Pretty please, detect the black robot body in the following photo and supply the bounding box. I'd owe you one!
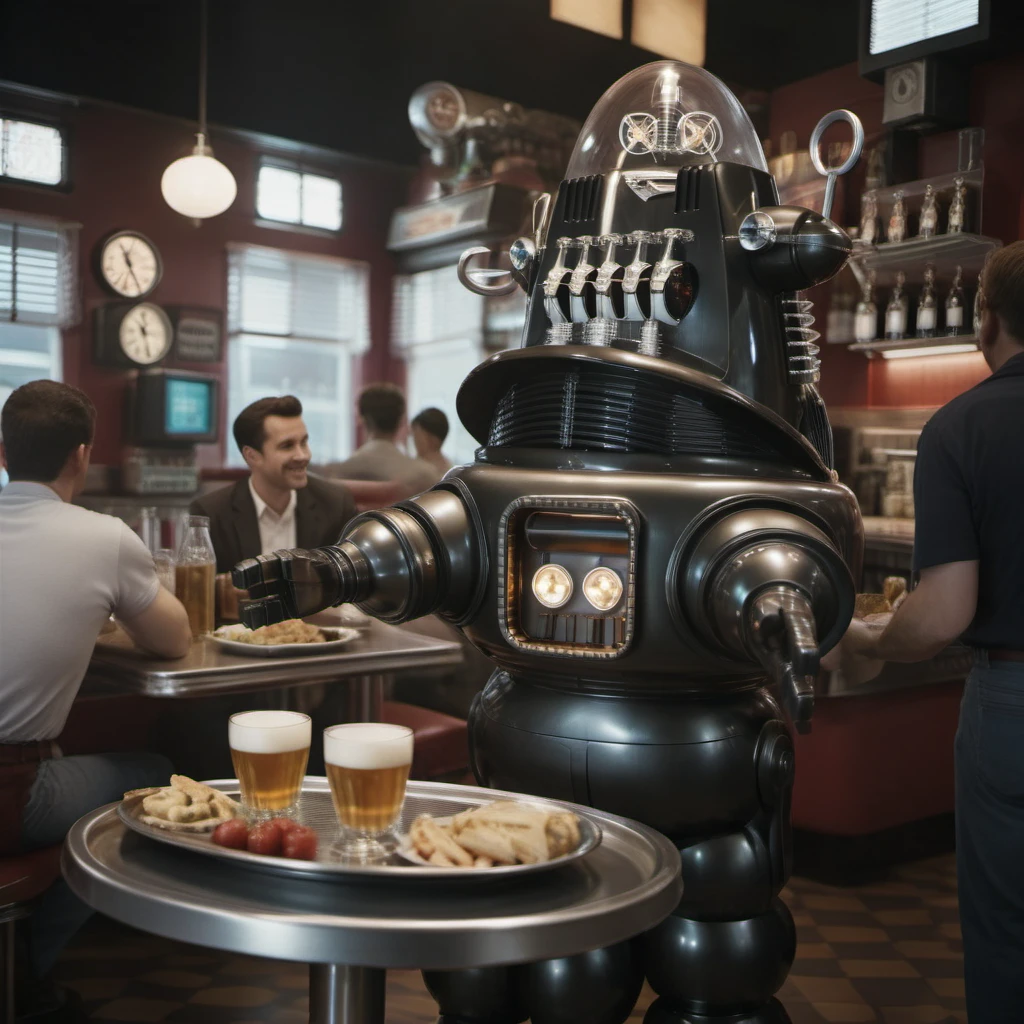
[236,60,866,1024]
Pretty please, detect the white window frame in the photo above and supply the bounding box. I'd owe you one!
[0,116,68,189]
[255,159,343,232]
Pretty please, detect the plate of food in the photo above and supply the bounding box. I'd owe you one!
[397,799,598,872]
[118,778,602,883]
[210,619,360,656]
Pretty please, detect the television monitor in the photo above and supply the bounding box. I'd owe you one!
[860,0,991,78]
[129,369,220,445]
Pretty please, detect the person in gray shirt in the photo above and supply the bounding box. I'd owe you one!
[0,381,191,1015]
[321,383,440,495]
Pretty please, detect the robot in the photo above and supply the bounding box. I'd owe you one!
[236,61,865,1024]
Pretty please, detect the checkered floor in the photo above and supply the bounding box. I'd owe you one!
[53,854,962,1023]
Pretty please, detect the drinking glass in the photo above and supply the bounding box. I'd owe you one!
[324,723,413,861]
[229,711,311,819]
[176,515,216,637]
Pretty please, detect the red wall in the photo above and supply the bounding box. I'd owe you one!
[0,100,409,466]
[768,56,1024,412]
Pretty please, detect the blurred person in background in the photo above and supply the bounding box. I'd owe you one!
[824,242,1024,1024]
[0,380,190,1020]
[323,383,439,493]
[191,396,356,617]
[410,407,453,476]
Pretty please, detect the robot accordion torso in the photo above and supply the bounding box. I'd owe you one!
[237,61,865,1024]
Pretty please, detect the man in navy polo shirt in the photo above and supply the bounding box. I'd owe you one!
[828,241,1024,1023]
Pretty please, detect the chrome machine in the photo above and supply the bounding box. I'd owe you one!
[237,62,865,1024]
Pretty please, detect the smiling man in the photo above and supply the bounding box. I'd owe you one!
[191,396,356,577]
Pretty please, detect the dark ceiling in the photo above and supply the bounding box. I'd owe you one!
[0,0,859,165]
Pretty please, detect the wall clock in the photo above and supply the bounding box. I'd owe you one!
[96,230,163,299]
[94,301,174,367]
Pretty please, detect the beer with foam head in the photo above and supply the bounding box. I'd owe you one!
[229,710,311,815]
[324,723,413,835]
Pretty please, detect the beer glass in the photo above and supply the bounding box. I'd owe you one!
[324,723,413,859]
[229,711,311,819]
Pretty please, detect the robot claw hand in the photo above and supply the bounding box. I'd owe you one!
[232,547,344,629]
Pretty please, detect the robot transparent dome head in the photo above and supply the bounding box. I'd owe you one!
[565,60,768,179]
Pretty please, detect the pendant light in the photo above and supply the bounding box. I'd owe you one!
[160,0,237,219]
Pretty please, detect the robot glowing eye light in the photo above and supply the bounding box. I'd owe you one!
[531,564,573,609]
[582,567,623,611]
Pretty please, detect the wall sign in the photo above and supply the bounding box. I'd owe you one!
[167,306,224,362]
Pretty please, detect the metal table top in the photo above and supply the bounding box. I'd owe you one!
[63,781,682,971]
[84,618,463,698]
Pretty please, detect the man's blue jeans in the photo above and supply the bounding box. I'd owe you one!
[20,751,171,976]
[956,657,1024,1023]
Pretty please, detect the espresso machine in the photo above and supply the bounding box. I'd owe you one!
[237,61,864,1024]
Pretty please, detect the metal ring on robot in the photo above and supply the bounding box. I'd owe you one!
[808,109,864,177]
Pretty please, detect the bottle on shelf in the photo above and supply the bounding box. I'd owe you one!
[918,184,939,239]
[944,265,966,336]
[865,144,886,192]
[885,271,909,340]
[973,271,984,336]
[947,177,967,234]
[916,263,938,338]
[827,287,855,344]
[854,270,879,343]
[860,190,879,245]
[887,190,907,244]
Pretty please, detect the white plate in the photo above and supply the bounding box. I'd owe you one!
[210,623,360,657]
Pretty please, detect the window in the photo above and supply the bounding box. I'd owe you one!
[870,0,980,55]
[0,118,66,187]
[227,245,369,466]
[256,163,343,231]
[392,264,526,467]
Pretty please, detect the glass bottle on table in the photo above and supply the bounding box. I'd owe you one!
[918,184,939,239]
[916,263,938,338]
[885,271,909,341]
[175,515,216,638]
[945,265,966,336]
[854,270,878,343]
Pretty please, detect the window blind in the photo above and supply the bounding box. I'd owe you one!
[227,245,369,352]
[0,218,79,327]
[391,264,484,350]
[870,0,979,55]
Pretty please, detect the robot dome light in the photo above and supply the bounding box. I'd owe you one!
[237,60,866,1024]
[565,60,769,177]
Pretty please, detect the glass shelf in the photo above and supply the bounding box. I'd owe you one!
[847,334,980,359]
[852,233,1000,285]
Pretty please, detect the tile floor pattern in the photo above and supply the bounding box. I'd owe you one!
[53,854,962,1024]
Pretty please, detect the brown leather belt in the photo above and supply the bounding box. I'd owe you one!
[0,739,62,764]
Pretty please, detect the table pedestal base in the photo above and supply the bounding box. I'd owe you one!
[309,964,386,1024]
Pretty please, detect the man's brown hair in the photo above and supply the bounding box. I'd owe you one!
[233,395,303,454]
[982,241,1024,344]
[358,383,405,435]
[1,380,96,482]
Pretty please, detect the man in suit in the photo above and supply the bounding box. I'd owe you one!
[191,395,356,577]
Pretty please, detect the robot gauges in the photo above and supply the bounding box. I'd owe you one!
[617,109,723,158]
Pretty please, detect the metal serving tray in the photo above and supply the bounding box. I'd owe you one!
[118,778,602,884]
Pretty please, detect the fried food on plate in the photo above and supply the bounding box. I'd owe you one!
[408,800,582,869]
[127,774,239,832]
[233,619,326,646]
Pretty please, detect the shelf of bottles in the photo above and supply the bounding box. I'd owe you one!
[837,131,1001,359]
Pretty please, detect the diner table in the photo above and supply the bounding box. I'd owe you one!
[82,615,464,721]
[63,779,682,1024]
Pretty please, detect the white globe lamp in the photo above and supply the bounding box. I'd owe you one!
[161,133,237,219]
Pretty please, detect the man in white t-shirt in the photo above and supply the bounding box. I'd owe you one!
[0,380,191,1015]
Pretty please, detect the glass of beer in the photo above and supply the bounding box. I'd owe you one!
[229,710,311,819]
[324,723,413,860]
